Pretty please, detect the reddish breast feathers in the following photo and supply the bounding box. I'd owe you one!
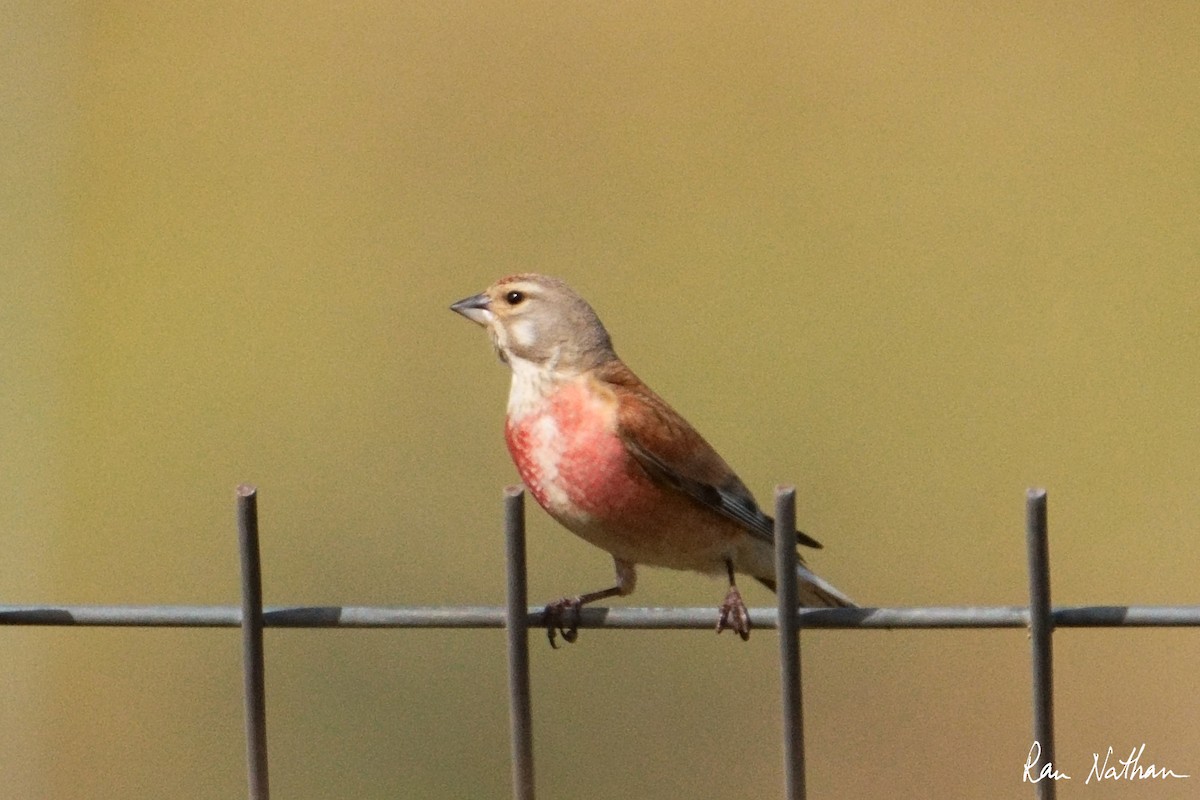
[504,379,645,526]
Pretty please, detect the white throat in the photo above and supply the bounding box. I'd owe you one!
[506,354,556,419]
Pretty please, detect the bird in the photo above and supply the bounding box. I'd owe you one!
[451,273,854,646]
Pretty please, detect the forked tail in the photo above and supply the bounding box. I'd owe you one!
[755,564,856,608]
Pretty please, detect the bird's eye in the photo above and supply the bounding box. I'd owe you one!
[505,290,525,305]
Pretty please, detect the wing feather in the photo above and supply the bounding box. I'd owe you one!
[595,361,822,550]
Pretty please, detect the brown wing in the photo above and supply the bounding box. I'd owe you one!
[596,360,822,550]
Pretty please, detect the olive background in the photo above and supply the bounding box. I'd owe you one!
[4,4,1198,798]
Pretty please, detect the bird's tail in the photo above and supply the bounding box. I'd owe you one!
[755,564,856,608]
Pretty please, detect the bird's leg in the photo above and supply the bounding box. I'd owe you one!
[716,559,751,641]
[544,587,620,648]
[545,558,636,648]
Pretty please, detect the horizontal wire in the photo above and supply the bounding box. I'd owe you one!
[2,604,1199,629]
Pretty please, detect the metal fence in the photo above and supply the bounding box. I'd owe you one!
[3,484,1198,800]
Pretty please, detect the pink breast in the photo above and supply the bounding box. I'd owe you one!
[504,384,646,519]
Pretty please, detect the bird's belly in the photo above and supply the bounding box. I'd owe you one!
[506,403,736,574]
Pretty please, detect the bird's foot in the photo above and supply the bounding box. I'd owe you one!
[716,585,751,641]
[544,596,583,649]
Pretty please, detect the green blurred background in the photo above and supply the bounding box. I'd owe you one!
[4,3,1198,798]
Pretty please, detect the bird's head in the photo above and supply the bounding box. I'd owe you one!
[451,274,617,375]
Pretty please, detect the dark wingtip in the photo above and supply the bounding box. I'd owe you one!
[797,529,823,549]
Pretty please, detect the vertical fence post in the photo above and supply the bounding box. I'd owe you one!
[774,486,806,800]
[237,484,270,800]
[1025,488,1055,800]
[504,486,535,800]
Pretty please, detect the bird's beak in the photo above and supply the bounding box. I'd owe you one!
[450,292,492,326]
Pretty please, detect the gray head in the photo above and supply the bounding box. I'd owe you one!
[451,274,617,374]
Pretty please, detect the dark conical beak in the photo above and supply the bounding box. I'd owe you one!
[450,292,491,326]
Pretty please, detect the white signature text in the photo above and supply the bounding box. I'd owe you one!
[1023,741,1190,784]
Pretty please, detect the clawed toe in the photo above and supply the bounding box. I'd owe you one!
[544,597,582,648]
[716,586,752,641]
